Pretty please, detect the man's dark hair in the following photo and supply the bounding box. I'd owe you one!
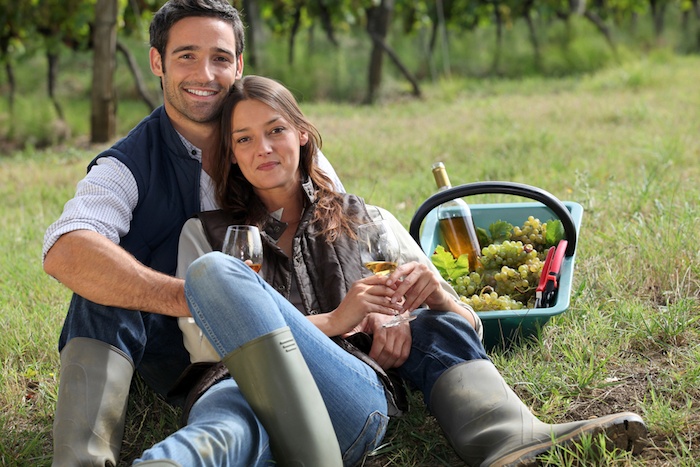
[149,0,245,59]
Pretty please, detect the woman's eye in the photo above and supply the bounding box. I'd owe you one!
[270,127,285,134]
[235,136,250,144]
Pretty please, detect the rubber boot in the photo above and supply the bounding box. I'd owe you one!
[134,461,182,466]
[52,337,134,467]
[430,360,647,467]
[223,327,342,467]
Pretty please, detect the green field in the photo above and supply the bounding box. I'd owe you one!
[2,52,700,465]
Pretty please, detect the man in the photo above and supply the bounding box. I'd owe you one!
[42,1,343,465]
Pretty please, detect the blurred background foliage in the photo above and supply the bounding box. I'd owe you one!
[0,0,698,149]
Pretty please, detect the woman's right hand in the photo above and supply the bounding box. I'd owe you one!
[315,275,403,337]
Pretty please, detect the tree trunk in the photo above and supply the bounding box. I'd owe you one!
[523,1,542,72]
[583,10,618,59]
[365,0,394,104]
[436,0,450,76]
[5,61,15,113]
[694,0,700,50]
[365,0,421,103]
[317,0,338,46]
[649,0,667,39]
[91,0,117,143]
[117,40,157,111]
[288,6,301,65]
[428,16,439,56]
[369,33,421,98]
[47,51,65,120]
[491,2,503,75]
[242,0,262,68]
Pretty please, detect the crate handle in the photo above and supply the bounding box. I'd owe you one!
[409,181,577,257]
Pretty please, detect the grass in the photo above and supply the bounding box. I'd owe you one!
[2,51,700,466]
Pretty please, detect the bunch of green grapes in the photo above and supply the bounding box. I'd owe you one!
[493,266,529,297]
[510,216,547,252]
[453,271,483,297]
[487,254,543,302]
[449,230,547,310]
[460,289,525,311]
[436,216,560,311]
[518,255,545,288]
[480,240,538,270]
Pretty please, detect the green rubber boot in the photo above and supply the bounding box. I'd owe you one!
[430,360,647,467]
[52,337,134,467]
[135,461,182,466]
[223,327,342,467]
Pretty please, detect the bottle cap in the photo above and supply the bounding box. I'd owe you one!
[432,162,451,189]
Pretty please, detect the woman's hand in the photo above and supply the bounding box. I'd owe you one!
[311,274,403,337]
[385,261,453,313]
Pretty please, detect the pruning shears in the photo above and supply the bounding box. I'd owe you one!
[534,239,568,308]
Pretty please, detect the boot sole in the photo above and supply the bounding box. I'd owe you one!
[489,412,648,467]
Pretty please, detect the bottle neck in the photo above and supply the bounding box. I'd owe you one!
[432,164,451,191]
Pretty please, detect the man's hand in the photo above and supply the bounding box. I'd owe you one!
[382,260,479,331]
[356,313,412,369]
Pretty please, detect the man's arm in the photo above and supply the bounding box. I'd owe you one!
[43,157,190,317]
[316,150,345,193]
[44,230,189,317]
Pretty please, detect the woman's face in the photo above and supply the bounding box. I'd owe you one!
[230,99,308,194]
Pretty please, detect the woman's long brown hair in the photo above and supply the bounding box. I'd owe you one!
[210,75,355,241]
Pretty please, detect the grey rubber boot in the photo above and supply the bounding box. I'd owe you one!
[430,360,647,467]
[52,337,134,467]
[223,327,342,467]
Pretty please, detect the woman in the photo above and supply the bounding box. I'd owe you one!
[138,76,646,467]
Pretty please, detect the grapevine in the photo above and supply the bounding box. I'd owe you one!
[431,216,563,311]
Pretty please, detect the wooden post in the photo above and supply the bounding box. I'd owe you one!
[91,0,117,143]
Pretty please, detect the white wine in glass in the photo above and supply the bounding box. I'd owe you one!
[222,225,263,272]
[364,260,398,276]
[356,219,416,328]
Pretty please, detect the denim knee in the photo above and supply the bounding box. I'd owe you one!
[399,309,490,401]
[186,252,227,286]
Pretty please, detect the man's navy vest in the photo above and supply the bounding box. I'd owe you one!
[87,106,201,276]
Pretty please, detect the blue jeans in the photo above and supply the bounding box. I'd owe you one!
[137,252,489,466]
[137,253,389,466]
[399,307,489,408]
[58,293,191,400]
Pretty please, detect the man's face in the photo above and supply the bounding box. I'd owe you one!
[150,16,243,130]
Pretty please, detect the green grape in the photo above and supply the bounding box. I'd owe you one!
[460,289,525,311]
[480,240,537,270]
[450,270,482,298]
[511,216,548,252]
[493,266,518,296]
[522,256,544,289]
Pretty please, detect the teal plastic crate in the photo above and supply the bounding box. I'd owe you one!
[409,182,583,351]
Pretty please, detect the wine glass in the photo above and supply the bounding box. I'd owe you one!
[222,225,263,272]
[356,219,416,328]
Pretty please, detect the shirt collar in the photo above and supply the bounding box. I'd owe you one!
[176,132,202,162]
[263,175,316,242]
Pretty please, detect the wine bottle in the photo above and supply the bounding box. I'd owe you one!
[431,162,481,271]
